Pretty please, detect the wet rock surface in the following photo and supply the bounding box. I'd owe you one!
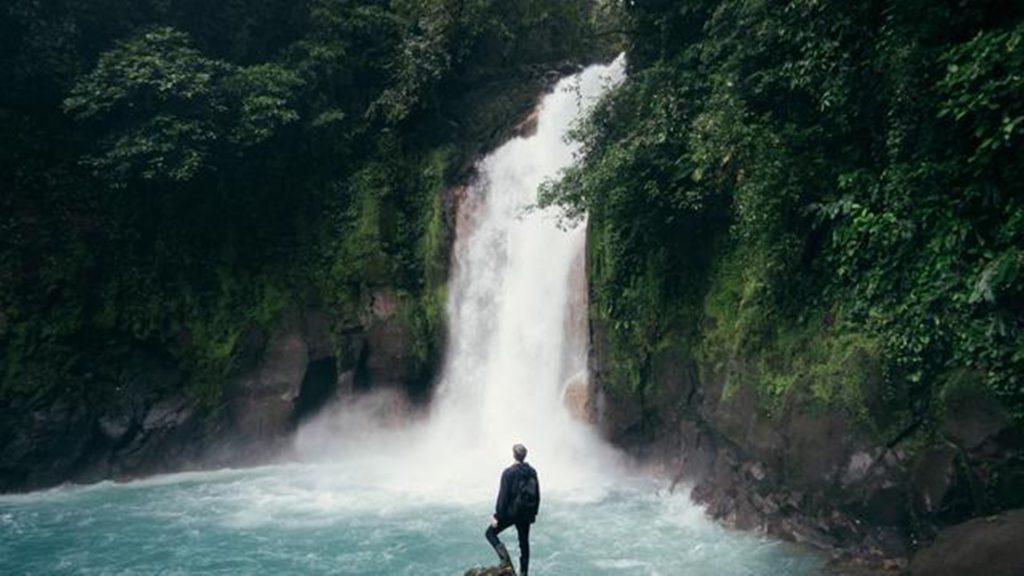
[909,508,1024,576]
[464,566,516,576]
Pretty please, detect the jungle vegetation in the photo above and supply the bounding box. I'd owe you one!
[542,0,1024,438]
[1,0,606,415]
[3,0,1022,457]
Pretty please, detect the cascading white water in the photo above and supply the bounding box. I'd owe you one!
[422,56,627,492]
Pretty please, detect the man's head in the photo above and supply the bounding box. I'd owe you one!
[512,443,527,462]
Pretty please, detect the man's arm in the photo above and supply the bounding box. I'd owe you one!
[494,468,511,521]
[535,470,540,514]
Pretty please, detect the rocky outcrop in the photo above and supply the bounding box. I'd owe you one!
[0,299,433,492]
[590,326,1024,573]
[355,288,436,402]
[464,566,515,576]
[228,322,313,446]
[0,347,204,491]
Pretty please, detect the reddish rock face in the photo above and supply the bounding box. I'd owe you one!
[562,372,593,423]
[360,306,411,390]
[509,106,540,139]
[453,184,483,250]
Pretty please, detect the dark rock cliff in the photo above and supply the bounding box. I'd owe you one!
[0,303,426,492]
[588,320,1024,573]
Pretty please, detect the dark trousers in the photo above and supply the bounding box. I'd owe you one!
[485,519,530,573]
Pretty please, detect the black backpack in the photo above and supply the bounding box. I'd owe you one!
[509,470,540,522]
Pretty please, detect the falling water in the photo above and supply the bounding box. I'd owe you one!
[0,58,825,575]
[293,57,629,501]
[422,56,626,491]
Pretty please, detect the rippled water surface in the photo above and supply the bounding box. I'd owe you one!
[0,464,823,575]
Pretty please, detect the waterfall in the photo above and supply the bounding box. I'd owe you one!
[424,57,627,490]
[295,56,628,502]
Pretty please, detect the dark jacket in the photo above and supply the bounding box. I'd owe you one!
[494,461,540,524]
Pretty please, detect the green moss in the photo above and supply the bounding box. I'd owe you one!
[806,333,882,418]
[177,271,291,406]
[587,227,669,395]
[395,284,447,367]
[418,147,454,289]
[699,246,887,425]
[342,165,393,285]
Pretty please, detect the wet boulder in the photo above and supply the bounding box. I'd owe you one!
[355,288,435,402]
[464,566,515,576]
[909,508,1024,576]
[228,324,308,442]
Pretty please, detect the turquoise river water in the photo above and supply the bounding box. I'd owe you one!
[0,462,823,575]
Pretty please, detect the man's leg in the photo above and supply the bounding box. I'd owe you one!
[515,522,531,576]
[485,520,514,569]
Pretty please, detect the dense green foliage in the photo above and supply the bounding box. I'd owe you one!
[1,1,603,412]
[544,0,1023,431]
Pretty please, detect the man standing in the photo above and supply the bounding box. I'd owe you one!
[486,443,540,576]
